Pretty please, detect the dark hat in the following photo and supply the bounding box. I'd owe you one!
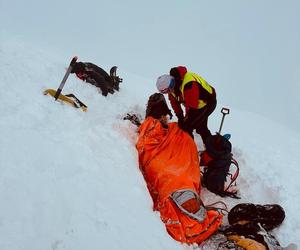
[169,66,187,81]
[145,93,173,119]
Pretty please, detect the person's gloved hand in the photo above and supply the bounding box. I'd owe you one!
[178,118,184,129]
[177,114,187,131]
[168,110,173,120]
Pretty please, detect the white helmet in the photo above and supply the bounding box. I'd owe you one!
[156,74,175,94]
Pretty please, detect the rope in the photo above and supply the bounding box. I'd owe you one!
[224,157,240,192]
[205,200,229,215]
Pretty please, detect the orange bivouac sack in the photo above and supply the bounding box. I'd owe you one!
[136,117,222,244]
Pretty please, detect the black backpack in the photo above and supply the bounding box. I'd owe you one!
[220,203,286,249]
[201,134,239,198]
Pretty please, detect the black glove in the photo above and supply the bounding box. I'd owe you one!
[177,114,186,130]
[123,113,141,126]
[167,109,173,120]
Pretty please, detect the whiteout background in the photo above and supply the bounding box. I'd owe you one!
[0,1,299,249]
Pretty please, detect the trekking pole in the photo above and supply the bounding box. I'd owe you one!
[218,107,230,134]
[54,56,78,100]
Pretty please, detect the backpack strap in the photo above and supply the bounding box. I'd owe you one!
[224,157,240,192]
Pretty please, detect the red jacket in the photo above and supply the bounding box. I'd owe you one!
[168,66,203,117]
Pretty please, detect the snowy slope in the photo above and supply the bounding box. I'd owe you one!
[0,36,299,250]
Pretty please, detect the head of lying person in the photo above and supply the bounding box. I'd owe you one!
[145,93,172,128]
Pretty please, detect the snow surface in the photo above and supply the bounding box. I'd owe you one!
[0,34,299,250]
[1,0,300,248]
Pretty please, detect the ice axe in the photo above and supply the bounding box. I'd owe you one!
[218,107,230,134]
[54,56,78,100]
[43,56,87,112]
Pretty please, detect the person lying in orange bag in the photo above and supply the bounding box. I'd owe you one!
[135,93,223,244]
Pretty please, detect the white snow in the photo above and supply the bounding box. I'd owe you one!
[0,34,299,250]
[1,1,300,249]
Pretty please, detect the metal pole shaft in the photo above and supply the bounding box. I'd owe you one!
[218,114,225,134]
[54,66,73,100]
[54,56,78,100]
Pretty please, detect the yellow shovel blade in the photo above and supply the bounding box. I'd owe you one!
[43,89,87,112]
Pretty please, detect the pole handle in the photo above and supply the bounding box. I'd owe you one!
[221,107,230,115]
[218,107,230,134]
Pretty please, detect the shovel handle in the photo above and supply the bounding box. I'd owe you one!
[218,107,230,134]
[221,107,230,115]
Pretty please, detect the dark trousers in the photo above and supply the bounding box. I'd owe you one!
[186,99,217,143]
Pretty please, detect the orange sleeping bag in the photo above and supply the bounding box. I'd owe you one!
[136,117,222,244]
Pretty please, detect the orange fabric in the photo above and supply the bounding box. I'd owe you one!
[181,198,200,213]
[136,117,222,244]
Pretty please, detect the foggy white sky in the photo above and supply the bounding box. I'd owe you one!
[1,0,299,130]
